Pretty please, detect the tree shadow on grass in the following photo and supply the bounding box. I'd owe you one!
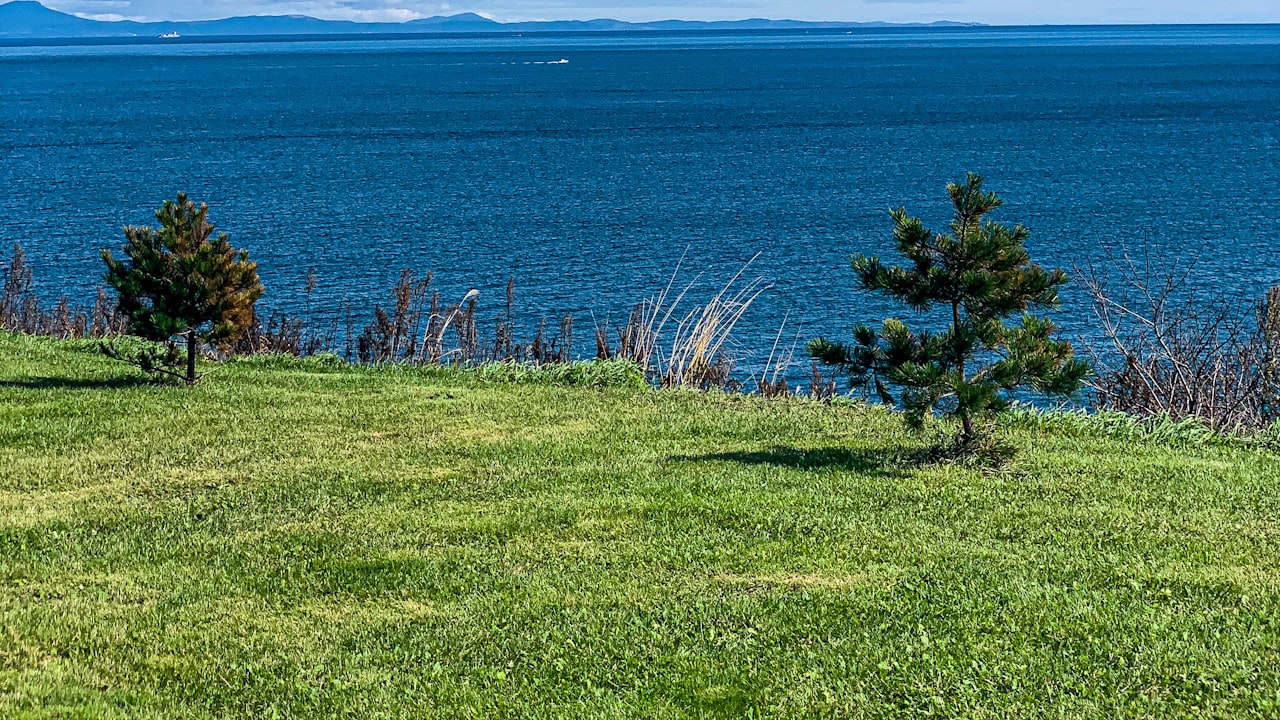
[669,445,936,475]
[0,375,156,391]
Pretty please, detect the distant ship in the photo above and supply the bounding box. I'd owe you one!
[158,31,180,39]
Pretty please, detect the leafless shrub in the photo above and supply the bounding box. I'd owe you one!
[357,269,434,363]
[593,323,610,360]
[757,374,790,398]
[299,267,333,355]
[494,278,516,361]
[525,314,574,365]
[1079,249,1280,432]
[557,314,573,364]
[357,306,395,363]
[233,310,306,356]
[1,242,122,338]
[807,359,839,401]
[91,287,127,336]
[1,242,38,332]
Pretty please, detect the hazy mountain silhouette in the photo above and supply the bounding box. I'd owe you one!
[0,1,981,39]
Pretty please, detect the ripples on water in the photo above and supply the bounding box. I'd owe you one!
[2,26,1278,380]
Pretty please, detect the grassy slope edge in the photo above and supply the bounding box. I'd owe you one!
[1,332,1278,719]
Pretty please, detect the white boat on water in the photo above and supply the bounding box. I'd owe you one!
[158,31,180,39]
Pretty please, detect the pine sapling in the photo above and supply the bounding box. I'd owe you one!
[809,173,1090,444]
[101,193,263,384]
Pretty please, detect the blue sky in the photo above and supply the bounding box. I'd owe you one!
[45,0,1280,25]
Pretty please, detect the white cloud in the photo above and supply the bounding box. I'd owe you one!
[335,7,430,21]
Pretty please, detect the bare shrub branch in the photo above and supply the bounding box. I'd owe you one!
[1078,247,1280,432]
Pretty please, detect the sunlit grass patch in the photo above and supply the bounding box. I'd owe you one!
[1,332,1279,718]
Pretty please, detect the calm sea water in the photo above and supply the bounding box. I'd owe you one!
[3,27,1279,376]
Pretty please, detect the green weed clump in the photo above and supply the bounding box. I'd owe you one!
[999,403,1277,449]
[225,353,647,388]
[226,351,350,372]
[473,359,647,389]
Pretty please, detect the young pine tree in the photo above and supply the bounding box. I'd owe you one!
[102,193,264,384]
[808,173,1090,443]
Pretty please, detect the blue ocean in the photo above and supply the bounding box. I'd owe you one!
[3,26,1279,374]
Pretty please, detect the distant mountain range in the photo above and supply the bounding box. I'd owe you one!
[0,1,982,39]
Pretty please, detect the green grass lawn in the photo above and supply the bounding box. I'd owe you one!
[2,332,1279,719]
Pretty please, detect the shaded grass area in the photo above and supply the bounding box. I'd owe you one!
[1,332,1279,718]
